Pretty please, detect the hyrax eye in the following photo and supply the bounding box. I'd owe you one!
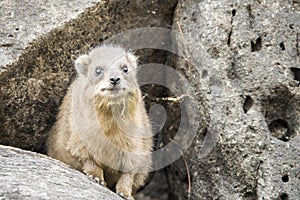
[95,67,102,75]
[122,65,128,73]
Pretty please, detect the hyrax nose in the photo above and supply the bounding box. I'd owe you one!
[110,77,121,85]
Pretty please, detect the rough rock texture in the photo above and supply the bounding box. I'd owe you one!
[0,0,99,69]
[135,170,169,200]
[1,0,300,199]
[0,145,122,199]
[166,0,300,199]
[0,0,177,152]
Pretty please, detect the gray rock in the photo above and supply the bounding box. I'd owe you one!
[0,0,99,70]
[2,0,299,199]
[165,0,300,199]
[0,145,122,200]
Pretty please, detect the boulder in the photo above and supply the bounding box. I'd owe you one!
[0,145,122,199]
[165,0,300,199]
[0,0,100,70]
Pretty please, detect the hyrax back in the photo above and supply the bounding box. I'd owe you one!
[47,45,153,200]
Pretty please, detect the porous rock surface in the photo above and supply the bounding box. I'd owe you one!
[166,0,300,199]
[1,0,300,199]
[0,145,122,200]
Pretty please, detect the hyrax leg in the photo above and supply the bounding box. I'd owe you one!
[83,160,106,186]
[116,173,134,200]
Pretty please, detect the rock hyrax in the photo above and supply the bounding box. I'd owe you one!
[47,45,153,200]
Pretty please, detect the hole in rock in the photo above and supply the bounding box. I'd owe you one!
[243,191,257,199]
[262,86,299,143]
[282,174,289,182]
[243,96,254,113]
[279,193,289,200]
[232,9,236,16]
[280,42,285,51]
[268,119,291,142]
[251,37,262,52]
[290,67,300,82]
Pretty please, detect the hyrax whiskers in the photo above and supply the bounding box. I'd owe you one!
[47,45,153,200]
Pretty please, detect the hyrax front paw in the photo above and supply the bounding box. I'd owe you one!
[116,173,134,200]
[83,161,106,186]
[117,190,134,200]
[86,173,107,186]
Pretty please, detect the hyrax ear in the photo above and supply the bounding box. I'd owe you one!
[75,54,91,76]
[126,52,138,69]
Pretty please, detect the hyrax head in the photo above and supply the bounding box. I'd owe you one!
[75,45,138,99]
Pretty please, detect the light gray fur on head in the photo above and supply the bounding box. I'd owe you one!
[74,45,139,100]
[74,45,137,77]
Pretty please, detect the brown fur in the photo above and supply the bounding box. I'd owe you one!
[47,45,153,200]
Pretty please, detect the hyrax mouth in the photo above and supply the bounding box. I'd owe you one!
[98,87,127,99]
[101,88,125,92]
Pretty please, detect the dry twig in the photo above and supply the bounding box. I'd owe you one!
[180,150,191,198]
